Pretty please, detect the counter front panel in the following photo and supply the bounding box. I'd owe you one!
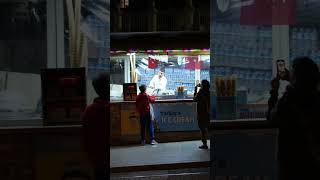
[111,100,198,134]
[152,101,198,132]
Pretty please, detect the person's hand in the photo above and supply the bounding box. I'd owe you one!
[150,95,155,100]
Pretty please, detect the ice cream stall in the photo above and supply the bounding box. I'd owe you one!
[110,48,210,144]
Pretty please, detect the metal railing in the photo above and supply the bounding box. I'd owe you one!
[114,11,209,32]
[122,12,149,32]
[157,10,183,31]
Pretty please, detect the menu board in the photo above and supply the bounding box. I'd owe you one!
[123,83,137,101]
[41,68,86,125]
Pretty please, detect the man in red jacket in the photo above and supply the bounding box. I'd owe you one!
[82,72,108,180]
[136,84,157,145]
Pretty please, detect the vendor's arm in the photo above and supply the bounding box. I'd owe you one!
[162,77,167,90]
[148,95,156,103]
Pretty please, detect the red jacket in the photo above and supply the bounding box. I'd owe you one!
[136,93,155,116]
[82,97,108,167]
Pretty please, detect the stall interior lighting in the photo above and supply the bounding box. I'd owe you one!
[111,48,210,54]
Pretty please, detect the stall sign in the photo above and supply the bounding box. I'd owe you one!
[41,68,86,125]
[152,102,198,132]
[123,83,137,101]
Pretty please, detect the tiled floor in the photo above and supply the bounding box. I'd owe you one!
[110,140,210,168]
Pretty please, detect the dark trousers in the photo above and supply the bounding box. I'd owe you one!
[200,127,208,145]
[140,113,154,141]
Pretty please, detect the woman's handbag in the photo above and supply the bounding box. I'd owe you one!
[150,104,161,132]
[150,104,155,122]
[149,96,160,132]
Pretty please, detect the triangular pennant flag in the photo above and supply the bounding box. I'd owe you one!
[148,57,158,69]
[185,56,202,70]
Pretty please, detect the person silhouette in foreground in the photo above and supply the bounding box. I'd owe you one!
[194,79,210,149]
[82,72,108,180]
[136,84,157,145]
[270,57,320,179]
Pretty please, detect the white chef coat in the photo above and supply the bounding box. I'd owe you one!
[149,75,167,91]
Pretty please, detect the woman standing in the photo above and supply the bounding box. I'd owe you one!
[194,79,210,149]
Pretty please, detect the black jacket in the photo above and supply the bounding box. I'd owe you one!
[270,86,320,179]
[194,89,210,129]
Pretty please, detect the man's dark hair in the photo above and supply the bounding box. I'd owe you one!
[139,84,146,93]
[201,79,210,89]
[292,56,320,90]
[92,72,109,97]
[160,67,165,73]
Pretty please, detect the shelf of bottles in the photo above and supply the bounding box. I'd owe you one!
[211,22,273,102]
[289,26,320,67]
[137,67,210,93]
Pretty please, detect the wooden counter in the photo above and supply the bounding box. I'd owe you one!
[110,99,199,145]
